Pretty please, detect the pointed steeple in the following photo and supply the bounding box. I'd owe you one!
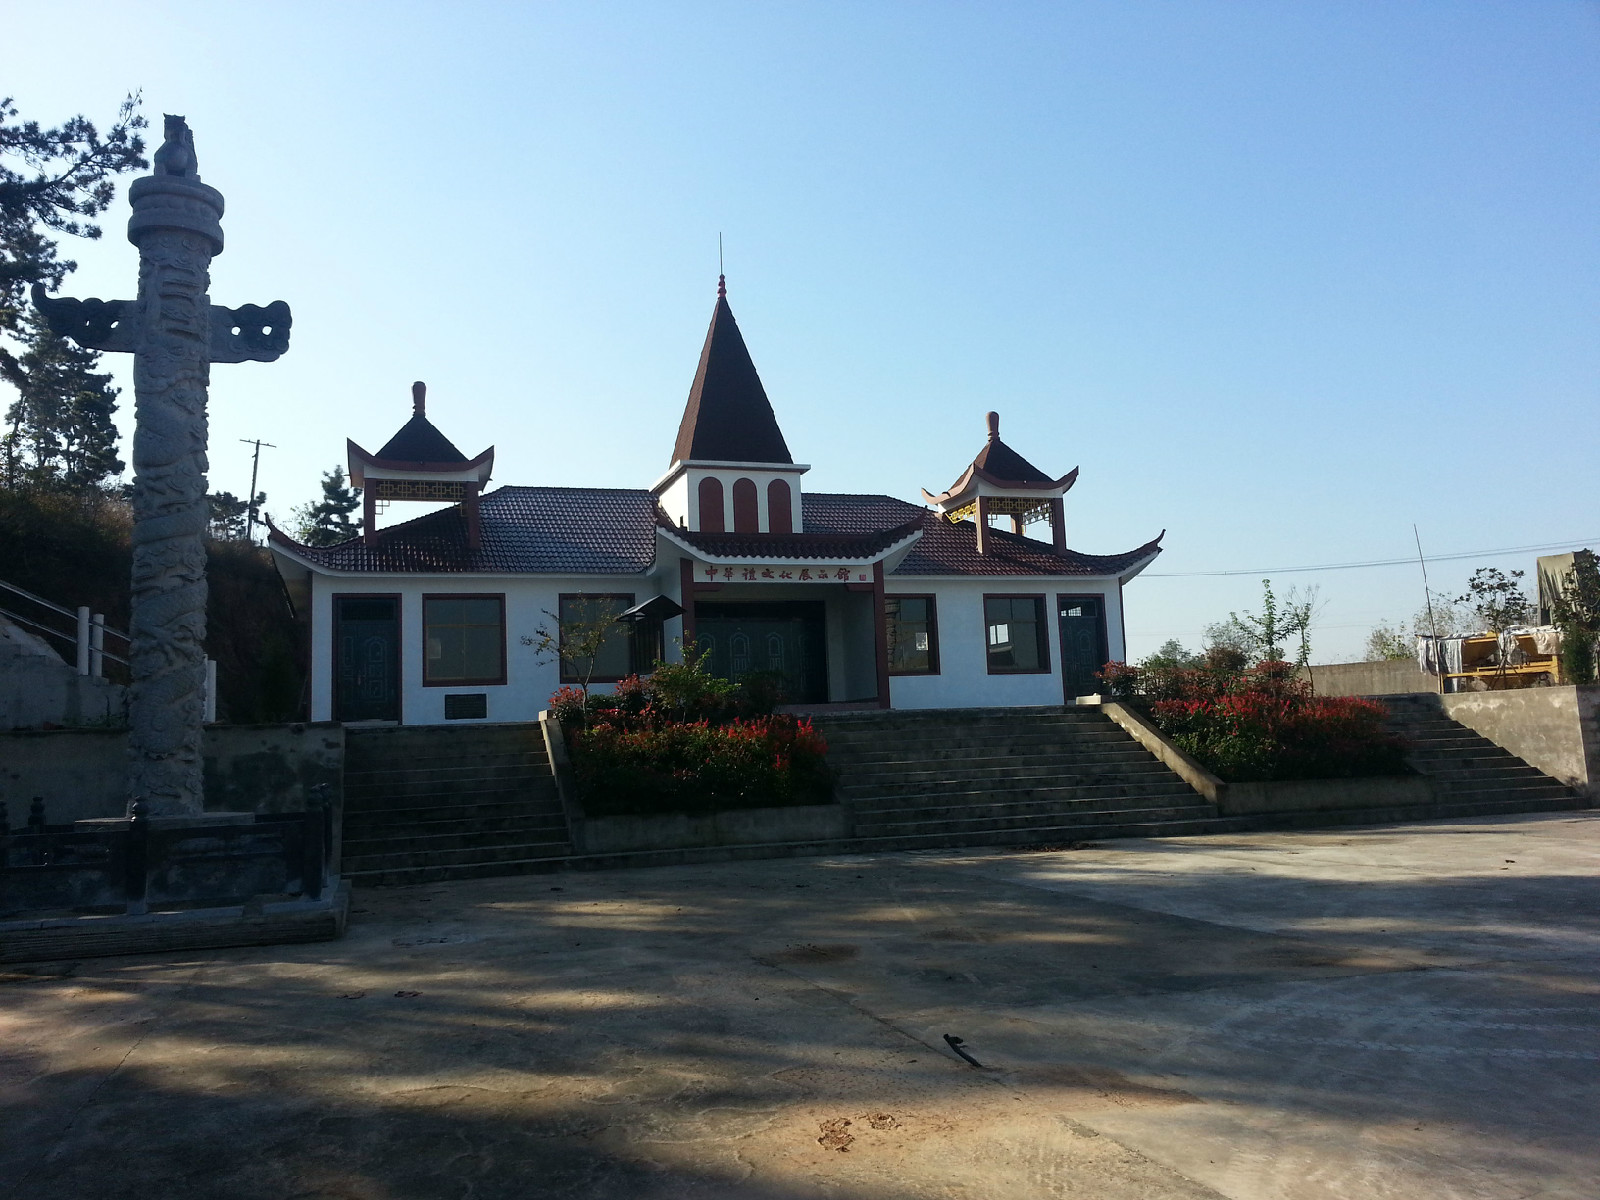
[670,277,793,466]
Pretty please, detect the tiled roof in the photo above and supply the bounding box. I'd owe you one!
[659,512,922,561]
[375,412,470,464]
[970,434,1054,486]
[896,516,1163,577]
[272,486,1160,580]
[272,486,659,574]
[670,282,794,466]
[803,493,1160,577]
[803,492,927,534]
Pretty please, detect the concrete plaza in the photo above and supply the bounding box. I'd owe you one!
[3,812,1596,1199]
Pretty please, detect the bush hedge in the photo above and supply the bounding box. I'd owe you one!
[550,658,832,817]
[1101,659,1409,782]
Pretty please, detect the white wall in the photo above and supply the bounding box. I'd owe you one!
[885,578,1123,710]
[658,465,807,532]
[310,571,670,724]
[306,566,1129,723]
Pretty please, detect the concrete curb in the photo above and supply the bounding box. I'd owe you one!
[0,881,350,964]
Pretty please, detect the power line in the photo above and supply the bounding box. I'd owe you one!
[1144,537,1596,579]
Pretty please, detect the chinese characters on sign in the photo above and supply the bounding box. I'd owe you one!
[700,564,870,582]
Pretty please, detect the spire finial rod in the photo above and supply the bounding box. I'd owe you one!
[986,411,999,440]
[412,380,426,415]
[718,233,726,298]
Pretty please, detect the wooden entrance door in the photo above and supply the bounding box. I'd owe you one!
[334,595,401,722]
[1057,593,1109,703]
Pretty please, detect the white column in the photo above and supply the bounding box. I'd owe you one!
[76,606,90,675]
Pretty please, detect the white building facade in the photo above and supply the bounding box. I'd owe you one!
[270,278,1162,724]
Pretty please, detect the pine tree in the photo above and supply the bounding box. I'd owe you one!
[5,308,123,488]
[292,467,362,546]
[208,490,264,541]
[1,94,146,491]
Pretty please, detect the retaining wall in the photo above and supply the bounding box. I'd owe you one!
[1,723,345,826]
[1303,659,1434,697]
[1442,685,1599,801]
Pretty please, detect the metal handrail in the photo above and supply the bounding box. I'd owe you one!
[0,578,130,643]
[0,605,75,645]
[0,604,131,666]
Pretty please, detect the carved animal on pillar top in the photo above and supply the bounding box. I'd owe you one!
[28,115,291,817]
[152,114,199,178]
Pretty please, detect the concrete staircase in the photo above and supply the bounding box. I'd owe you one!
[1380,693,1585,815]
[341,725,572,886]
[816,707,1220,849]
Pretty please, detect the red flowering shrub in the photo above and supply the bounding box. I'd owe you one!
[1112,659,1408,782]
[1098,660,1141,699]
[570,715,831,816]
[549,655,830,815]
[546,686,587,729]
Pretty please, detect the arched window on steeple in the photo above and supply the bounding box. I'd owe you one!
[767,479,793,534]
[698,476,725,533]
[732,478,759,533]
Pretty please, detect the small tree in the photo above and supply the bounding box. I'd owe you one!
[1139,638,1199,671]
[1456,568,1531,636]
[1222,579,1319,667]
[1412,589,1474,639]
[529,596,626,701]
[1365,620,1413,662]
[291,467,362,546]
[1550,550,1600,684]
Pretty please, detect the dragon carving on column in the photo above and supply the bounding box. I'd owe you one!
[32,115,291,815]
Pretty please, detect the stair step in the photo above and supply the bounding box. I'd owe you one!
[344,822,572,856]
[343,839,575,873]
[838,762,1180,787]
[855,803,1213,837]
[344,764,550,784]
[345,785,558,811]
[824,728,1131,750]
[846,779,1201,807]
[841,753,1180,774]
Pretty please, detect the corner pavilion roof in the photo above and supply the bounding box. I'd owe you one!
[922,412,1078,508]
[346,382,495,490]
[375,412,469,465]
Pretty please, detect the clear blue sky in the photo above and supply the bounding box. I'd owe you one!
[11,2,1599,661]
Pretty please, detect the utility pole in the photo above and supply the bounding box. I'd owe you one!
[240,437,276,540]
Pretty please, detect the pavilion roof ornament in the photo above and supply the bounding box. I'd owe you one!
[670,276,793,467]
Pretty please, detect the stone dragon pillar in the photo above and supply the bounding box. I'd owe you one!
[34,115,291,815]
